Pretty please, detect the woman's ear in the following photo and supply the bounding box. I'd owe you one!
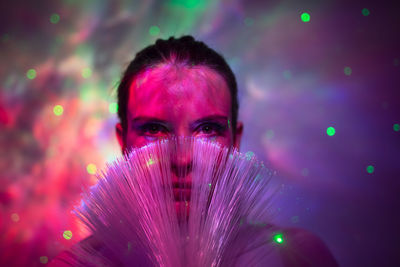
[115,123,126,153]
[233,121,243,150]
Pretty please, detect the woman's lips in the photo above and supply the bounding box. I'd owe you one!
[172,174,192,202]
[173,188,191,201]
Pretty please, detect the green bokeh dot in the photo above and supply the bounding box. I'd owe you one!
[344,66,352,76]
[273,233,284,244]
[87,163,97,174]
[53,105,64,116]
[26,69,37,80]
[82,67,92,78]
[362,8,370,16]
[63,230,72,240]
[149,26,160,36]
[39,256,48,264]
[109,102,118,114]
[393,123,400,132]
[301,12,310,22]
[244,17,254,26]
[326,126,336,136]
[50,13,60,24]
[366,165,374,174]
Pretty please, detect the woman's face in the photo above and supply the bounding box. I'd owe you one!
[115,63,243,216]
[116,63,243,152]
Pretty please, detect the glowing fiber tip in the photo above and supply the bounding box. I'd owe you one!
[146,158,155,166]
[273,233,284,244]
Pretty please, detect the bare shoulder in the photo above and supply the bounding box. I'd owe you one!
[278,227,338,267]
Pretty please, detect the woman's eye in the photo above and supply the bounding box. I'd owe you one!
[199,123,222,134]
[142,124,166,134]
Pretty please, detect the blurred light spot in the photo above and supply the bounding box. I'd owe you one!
[39,256,48,264]
[53,105,64,116]
[146,158,155,166]
[26,69,37,80]
[170,0,201,8]
[301,168,309,177]
[109,102,118,114]
[344,66,352,76]
[75,44,91,57]
[87,163,97,174]
[291,215,299,223]
[2,33,10,43]
[11,213,20,222]
[366,165,374,174]
[394,123,400,132]
[149,26,160,36]
[326,126,336,136]
[208,183,212,188]
[273,233,284,244]
[301,12,310,22]
[50,13,60,24]
[81,67,92,79]
[361,8,370,16]
[394,58,399,67]
[63,230,72,240]
[283,70,292,80]
[245,151,254,160]
[265,130,274,140]
[244,17,254,26]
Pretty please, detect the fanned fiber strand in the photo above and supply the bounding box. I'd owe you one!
[72,137,276,266]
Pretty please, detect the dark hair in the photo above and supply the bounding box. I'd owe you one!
[117,35,239,142]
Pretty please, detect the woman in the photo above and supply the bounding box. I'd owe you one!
[50,36,337,266]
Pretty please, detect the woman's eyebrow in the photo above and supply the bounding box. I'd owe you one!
[131,116,172,128]
[131,116,168,124]
[192,115,228,124]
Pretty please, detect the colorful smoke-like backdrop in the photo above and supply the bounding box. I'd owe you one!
[1,0,399,266]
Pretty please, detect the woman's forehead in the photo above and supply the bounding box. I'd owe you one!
[127,64,231,119]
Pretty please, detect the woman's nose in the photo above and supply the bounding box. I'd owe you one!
[169,136,193,177]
